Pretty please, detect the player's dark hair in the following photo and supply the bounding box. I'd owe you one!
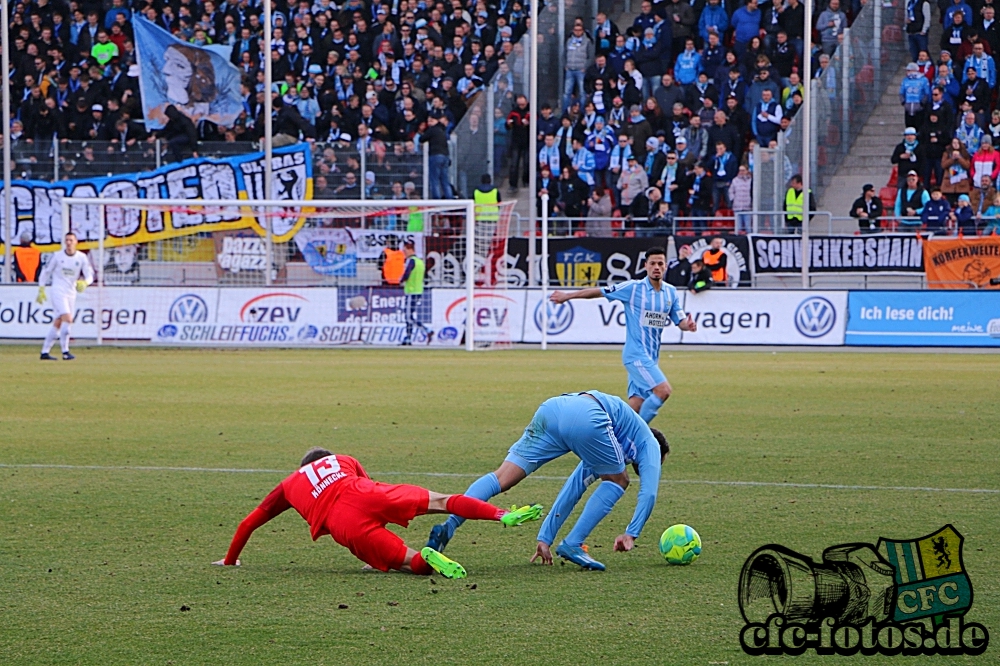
[645,246,666,259]
[650,428,670,460]
[300,447,333,467]
[65,232,77,239]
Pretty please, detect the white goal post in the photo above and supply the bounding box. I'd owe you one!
[57,197,513,350]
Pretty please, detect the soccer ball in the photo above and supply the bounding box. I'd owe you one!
[659,524,702,565]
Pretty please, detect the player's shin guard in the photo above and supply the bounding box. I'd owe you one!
[443,472,502,533]
[639,394,664,423]
[563,481,625,547]
[59,324,71,353]
[42,325,59,354]
[409,550,433,575]
[445,494,506,522]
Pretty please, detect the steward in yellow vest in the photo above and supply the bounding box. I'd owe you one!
[473,174,501,222]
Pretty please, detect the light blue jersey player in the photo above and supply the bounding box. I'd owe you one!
[426,391,668,570]
[549,246,697,423]
[536,435,669,563]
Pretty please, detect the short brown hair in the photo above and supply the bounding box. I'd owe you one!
[300,447,333,467]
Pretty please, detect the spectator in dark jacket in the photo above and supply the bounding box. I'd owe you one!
[554,165,589,222]
[687,257,714,292]
[710,142,738,210]
[891,127,928,183]
[686,162,715,219]
[160,104,199,162]
[850,183,886,233]
[921,188,952,229]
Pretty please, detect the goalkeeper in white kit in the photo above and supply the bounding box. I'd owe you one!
[37,232,93,360]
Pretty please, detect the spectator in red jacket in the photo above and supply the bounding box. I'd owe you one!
[971,135,1000,186]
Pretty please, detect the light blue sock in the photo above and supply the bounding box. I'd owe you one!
[639,394,664,423]
[563,481,625,547]
[444,472,502,535]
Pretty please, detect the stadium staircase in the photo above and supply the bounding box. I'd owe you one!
[820,10,943,225]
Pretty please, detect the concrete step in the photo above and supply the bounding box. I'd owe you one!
[840,156,896,170]
[850,142,907,157]
[858,123,905,138]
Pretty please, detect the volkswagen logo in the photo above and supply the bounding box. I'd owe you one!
[534,300,574,335]
[795,296,836,338]
[169,294,209,323]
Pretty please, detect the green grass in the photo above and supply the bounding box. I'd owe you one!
[0,347,998,665]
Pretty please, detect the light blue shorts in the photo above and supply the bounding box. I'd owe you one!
[626,360,667,400]
[505,394,626,476]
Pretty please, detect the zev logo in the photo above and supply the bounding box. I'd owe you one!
[795,296,836,338]
[240,292,307,323]
[169,294,209,323]
[533,300,574,335]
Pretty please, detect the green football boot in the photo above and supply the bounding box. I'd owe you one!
[420,547,467,579]
[500,503,544,527]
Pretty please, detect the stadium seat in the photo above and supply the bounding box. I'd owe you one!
[880,186,896,205]
[888,165,899,188]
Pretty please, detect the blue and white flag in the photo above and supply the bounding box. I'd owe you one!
[133,18,243,130]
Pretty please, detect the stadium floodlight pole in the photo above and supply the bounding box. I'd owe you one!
[527,0,539,286]
[2,0,12,284]
[540,193,549,350]
[801,0,813,289]
[465,199,476,351]
[264,0,274,286]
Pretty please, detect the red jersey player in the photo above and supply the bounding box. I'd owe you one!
[213,448,543,578]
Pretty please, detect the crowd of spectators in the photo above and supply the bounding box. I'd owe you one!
[6,0,863,229]
[518,0,858,232]
[880,0,1000,235]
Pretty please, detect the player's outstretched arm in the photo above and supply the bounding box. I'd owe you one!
[549,287,603,304]
[677,314,697,332]
[214,484,290,566]
[618,439,663,552]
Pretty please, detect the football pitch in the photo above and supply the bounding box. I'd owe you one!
[1,346,997,665]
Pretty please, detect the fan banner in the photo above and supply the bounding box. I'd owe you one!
[505,236,750,288]
[0,143,313,254]
[133,18,244,130]
[293,228,358,277]
[750,234,926,274]
[346,229,425,259]
[923,236,1000,288]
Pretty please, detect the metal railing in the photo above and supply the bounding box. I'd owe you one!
[11,138,430,200]
[506,211,885,236]
[509,211,1000,237]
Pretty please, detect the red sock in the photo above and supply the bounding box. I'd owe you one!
[410,551,432,575]
[446,494,506,521]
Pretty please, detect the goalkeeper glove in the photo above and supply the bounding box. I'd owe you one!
[35,286,46,304]
[75,279,87,293]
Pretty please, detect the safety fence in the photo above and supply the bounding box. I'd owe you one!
[754,0,909,207]
[12,139,430,202]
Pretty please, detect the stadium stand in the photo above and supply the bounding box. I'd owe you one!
[19,0,993,233]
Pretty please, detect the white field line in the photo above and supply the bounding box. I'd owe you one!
[0,463,997,494]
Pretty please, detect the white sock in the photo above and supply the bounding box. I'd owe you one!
[42,325,59,354]
[59,324,71,353]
